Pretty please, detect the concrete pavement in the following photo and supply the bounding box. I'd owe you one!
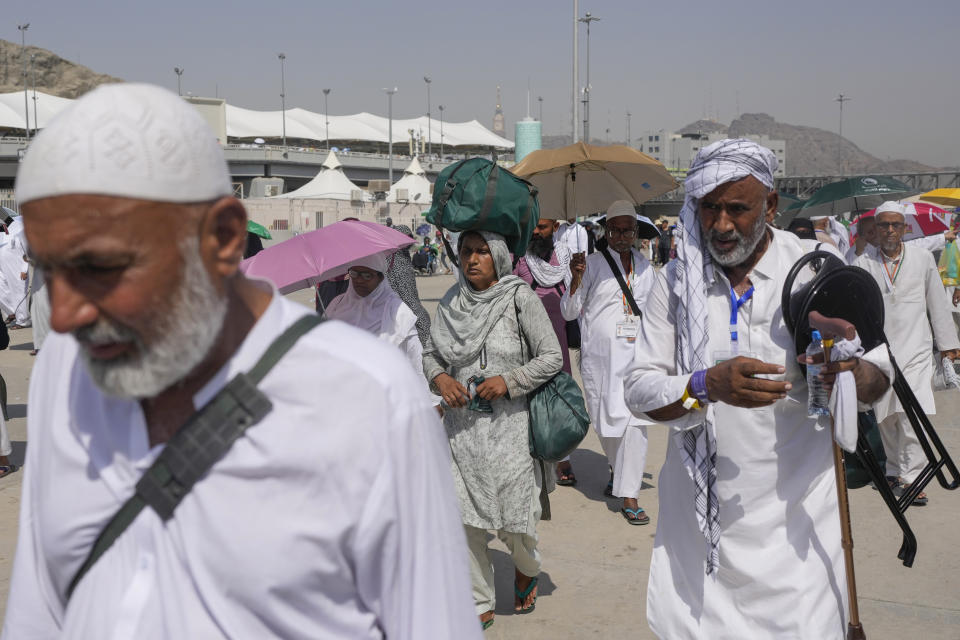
[0,272,958,638]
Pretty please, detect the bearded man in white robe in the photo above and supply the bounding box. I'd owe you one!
[561,200,656,525]
[854,201,960,504]
[623,139,893,639]
[3,83,478,640]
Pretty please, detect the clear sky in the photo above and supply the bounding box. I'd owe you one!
[6,0,959,167]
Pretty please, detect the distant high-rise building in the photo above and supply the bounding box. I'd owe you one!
[492,85,505,138]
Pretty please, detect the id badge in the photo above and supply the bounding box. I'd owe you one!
[616,316,639,343]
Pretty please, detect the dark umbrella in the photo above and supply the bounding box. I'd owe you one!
[793,176,916,219]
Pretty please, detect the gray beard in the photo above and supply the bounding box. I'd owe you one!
[76,236,229,399]
[706,213,768,267]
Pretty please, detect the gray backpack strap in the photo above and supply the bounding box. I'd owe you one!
[67,314,323,599]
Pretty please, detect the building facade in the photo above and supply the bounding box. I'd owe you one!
[638,129,787,177]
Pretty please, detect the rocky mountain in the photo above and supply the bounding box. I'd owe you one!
[722,113,935,176]
[0,39,121,99]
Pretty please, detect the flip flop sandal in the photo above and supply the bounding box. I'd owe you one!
[556,467,577,486]
[514,575,538,613]
[894,481,928,506]
[480,613,494,630]
[0,464,19,479]
[621,507,650,525]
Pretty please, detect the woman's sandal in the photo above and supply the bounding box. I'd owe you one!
[514,575,538,613]
[556,463,577,486]
[479,612,494,630]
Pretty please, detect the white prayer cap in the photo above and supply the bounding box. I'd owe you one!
[606,199,638,221]
[875,201,904,216]
[348,252,390,274]
[16,83,232,206]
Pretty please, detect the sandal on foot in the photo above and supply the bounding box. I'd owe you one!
[894,481,928,506]
[0,464,18,479]
[514,575,538,613]
[621,507,650,525]
[603,481,614,497]
[556,464,577,486]
[479,612,494,630]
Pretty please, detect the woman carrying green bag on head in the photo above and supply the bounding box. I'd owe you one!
[423,230,562,631]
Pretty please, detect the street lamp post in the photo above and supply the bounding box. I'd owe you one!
[383,87,398,185]
[578,12,600,144]
[278,53,287,149]
[322,88,331,150]
[17,23,29,141]
[572,0,578,143]
[438,104,445,158]
[835,93,851,176]
[537,96,543,122]
[173,67,184,96]
[626,110,631,147]
[424,76,432,157]
[30,54,37,133]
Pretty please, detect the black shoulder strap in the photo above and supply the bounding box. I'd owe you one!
[600,248,642,318]
[67,313,324,600]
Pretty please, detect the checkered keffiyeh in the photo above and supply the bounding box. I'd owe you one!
[673,138,778,574]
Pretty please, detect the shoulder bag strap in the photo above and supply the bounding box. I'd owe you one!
[600,248,642,318]
[67,314,324,599]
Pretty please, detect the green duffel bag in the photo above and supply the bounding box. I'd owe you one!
[425,157,538,258]
[528,372,591,464]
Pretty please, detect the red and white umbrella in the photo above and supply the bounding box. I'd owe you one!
[849,202,951,242]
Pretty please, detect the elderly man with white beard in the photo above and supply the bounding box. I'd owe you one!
[2,84,479,640]
[622,139,894,639]
[853,201,960,506]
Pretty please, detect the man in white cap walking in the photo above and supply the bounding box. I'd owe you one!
[2,83,478,640]
[561,200,655,525]
[623,139,894,638]
[854,201,960,505]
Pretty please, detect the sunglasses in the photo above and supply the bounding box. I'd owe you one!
[347,269,378,281]
[876,222,905,230]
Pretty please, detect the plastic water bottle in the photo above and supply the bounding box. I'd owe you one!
[807,330,830,416]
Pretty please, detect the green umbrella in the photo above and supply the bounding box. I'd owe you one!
[247,220,272,240]
[793,176,916,219]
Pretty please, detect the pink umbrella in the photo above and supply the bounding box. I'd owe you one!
[240,220,415,294]
[849,202,950,242]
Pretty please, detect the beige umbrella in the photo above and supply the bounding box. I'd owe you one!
[511,142,678,220]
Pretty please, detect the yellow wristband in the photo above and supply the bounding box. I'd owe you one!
[681,387,701,411]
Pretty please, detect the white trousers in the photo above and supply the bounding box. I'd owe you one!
[599,424,648,499]
[0,411,10,458]
[463,527,541,615]
[879,412,926,483]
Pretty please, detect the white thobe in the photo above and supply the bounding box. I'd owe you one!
[561,248,655,439]
[3,293,480,640]
[854,244,959,420]
[623,229,894,639]
[0,229,29,325]
[844,233,947,264]
[555,222,590,255]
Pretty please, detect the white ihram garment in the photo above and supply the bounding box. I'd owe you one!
[2,293,479,640]
[623,229,894,639]
[561,248,654,498]
[854,244,959,482]
[555,222,589,255]
[0,225,29,325]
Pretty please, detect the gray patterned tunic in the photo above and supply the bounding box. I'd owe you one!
[423,285,562,534]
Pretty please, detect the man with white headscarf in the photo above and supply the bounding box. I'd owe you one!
[324,253,439,406]
[854,201,959,505]
[3,83,478,640]
[622,139,894,638]
[561,200,656,525]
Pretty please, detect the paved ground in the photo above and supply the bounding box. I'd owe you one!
[1,271,959,638]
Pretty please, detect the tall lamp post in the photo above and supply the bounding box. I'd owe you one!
[423,76,432,157]
[578,11,600,144]
[626,110,631,147]
[538,96,543,122]
[322,88,331,150]
[17,23,29,140]
[278,53,287,149]
[173,67,184,96]
[30,54,38,133]
[383,87,398,185]
[438,104,445,158]
[835,93,851,176]
[572,0,578,143]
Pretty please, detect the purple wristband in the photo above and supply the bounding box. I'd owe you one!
[690,369,710,404]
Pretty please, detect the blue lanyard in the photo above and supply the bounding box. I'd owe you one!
[729,285,755,345]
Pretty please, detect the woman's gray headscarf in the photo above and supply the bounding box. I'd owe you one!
[673,138,778,576]
[430,230,525,367]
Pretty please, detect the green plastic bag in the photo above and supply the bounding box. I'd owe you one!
[425,158,538,257]
[938,240,960,286]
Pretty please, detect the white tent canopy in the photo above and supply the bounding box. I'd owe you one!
[272,151,369,200]
[388,157,433,204]
[0,91,514,149]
